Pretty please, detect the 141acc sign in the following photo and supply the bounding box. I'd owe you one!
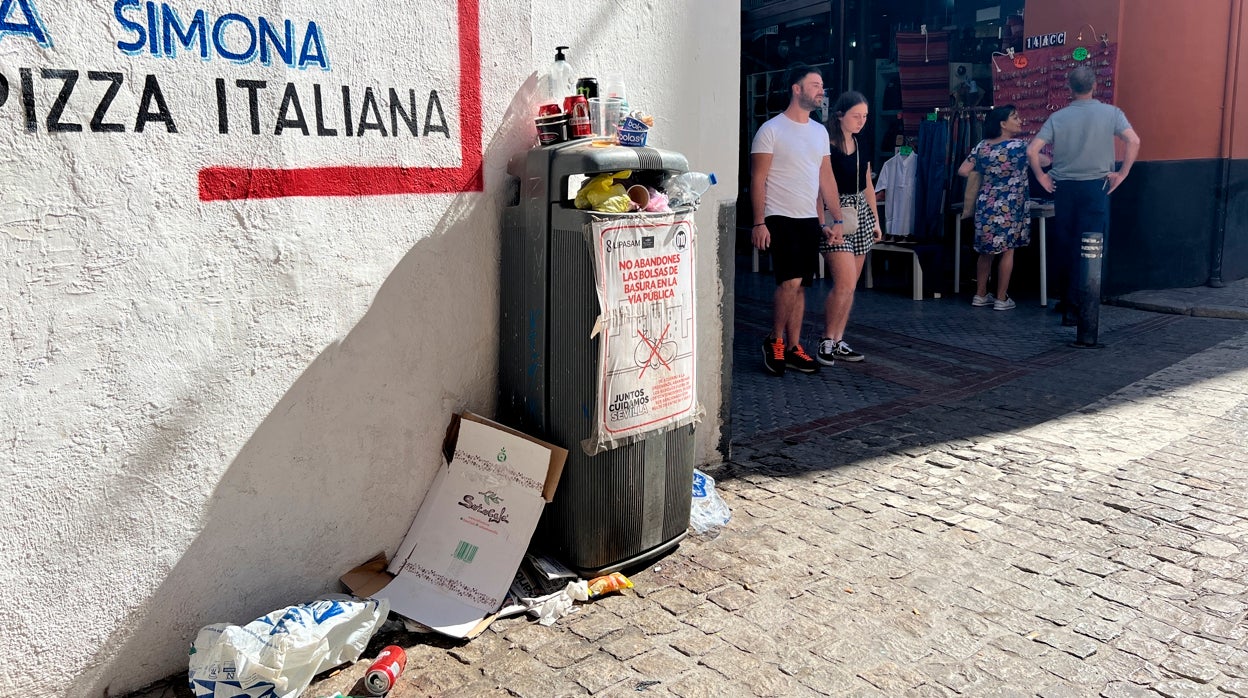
[0,0,482,200]
[586,214,700,455]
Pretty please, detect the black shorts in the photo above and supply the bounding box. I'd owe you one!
[766,215,820,286]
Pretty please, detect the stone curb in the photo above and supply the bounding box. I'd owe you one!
[1108,297,1248,320]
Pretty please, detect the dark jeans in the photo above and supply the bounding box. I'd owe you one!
[1053,179,1110,305]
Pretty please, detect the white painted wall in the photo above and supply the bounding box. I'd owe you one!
[0,1,737,695]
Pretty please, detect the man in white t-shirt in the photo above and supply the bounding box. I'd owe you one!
[750,64,845,376]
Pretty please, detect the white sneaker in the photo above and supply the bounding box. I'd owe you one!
[971,293,995,307]
[993,296,1016,311]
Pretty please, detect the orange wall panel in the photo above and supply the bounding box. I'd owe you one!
[1120,1,1231,160]
[1024,0,1121,40]
[1025,0,1239,161]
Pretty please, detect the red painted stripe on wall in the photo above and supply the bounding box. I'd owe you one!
[199,0,483,200]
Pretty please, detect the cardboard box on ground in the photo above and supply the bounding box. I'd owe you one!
[341,413,568,639]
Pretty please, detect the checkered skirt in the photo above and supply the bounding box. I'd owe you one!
[820,192,877,256]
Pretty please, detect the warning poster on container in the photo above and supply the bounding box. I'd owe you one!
[585,213,700,455]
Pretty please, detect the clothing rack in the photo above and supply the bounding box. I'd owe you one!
[913,106,993,242]
[931,106,993,117]
[931,107,991,207]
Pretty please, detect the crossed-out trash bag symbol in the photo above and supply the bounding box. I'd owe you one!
[634,327,676,374]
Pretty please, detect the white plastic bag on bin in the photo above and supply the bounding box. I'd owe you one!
[689,469,731,533]
[188,594,389,698]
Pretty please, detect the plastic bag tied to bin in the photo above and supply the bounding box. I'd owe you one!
[690,469,731,533]
[187,594,388,698]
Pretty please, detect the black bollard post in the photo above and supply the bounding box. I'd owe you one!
[1074,232,1103,347]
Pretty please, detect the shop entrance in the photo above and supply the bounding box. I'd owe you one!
[739,0,1027,228]
[731,0,1035,450]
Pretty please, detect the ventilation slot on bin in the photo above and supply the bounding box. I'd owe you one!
[634,148,664,171]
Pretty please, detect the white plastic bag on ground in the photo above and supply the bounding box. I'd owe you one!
[188,594,389,698]
[689,469,731,533]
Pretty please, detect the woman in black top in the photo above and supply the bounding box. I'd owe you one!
[817,91,881,365]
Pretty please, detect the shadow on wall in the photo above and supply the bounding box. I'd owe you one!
[72,75,545,698]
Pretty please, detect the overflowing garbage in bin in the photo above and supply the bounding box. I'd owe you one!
[572,169,717,213]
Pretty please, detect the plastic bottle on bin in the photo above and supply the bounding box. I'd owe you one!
[663,172,717,208]
[542,46,576,105]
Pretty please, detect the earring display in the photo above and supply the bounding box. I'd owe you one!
[990,41,1118,139]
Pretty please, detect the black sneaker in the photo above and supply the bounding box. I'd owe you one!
[784,344,820,374]
[825,338,864,362]
[762,336,786,376]
[816,338,837,366]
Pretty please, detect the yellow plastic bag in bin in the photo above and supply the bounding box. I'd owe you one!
[575,170,633,211]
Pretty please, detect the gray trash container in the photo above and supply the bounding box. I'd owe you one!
[501,140,695,576]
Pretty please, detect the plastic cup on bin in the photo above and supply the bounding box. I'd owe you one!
[588,97,625,141]
[599,75,627,104]
[626,184,650,210]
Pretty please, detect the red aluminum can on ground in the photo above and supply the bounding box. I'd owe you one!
[365,645,407,695]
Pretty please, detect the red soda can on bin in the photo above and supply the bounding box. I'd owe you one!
[563,95,591,138]
[365,645,407,695]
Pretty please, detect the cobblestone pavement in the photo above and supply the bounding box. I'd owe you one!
[138,270,1248,698]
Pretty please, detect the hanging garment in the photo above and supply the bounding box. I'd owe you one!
[915,119,949,242]
[896,31,951,137]
[874,152,919,238]
[944,109,988,221]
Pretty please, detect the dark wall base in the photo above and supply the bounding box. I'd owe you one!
[1107,160,1214,294]
[1106,158,1248,294]
[1220,159,1248,283]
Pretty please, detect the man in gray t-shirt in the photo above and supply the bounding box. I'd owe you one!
[1028,66,1140,325]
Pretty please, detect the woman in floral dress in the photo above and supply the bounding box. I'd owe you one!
[958,105,1031,311]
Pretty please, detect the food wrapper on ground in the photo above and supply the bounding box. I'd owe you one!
[587,572,633,598]
[532,580,590,625]
[575,170,633,211]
